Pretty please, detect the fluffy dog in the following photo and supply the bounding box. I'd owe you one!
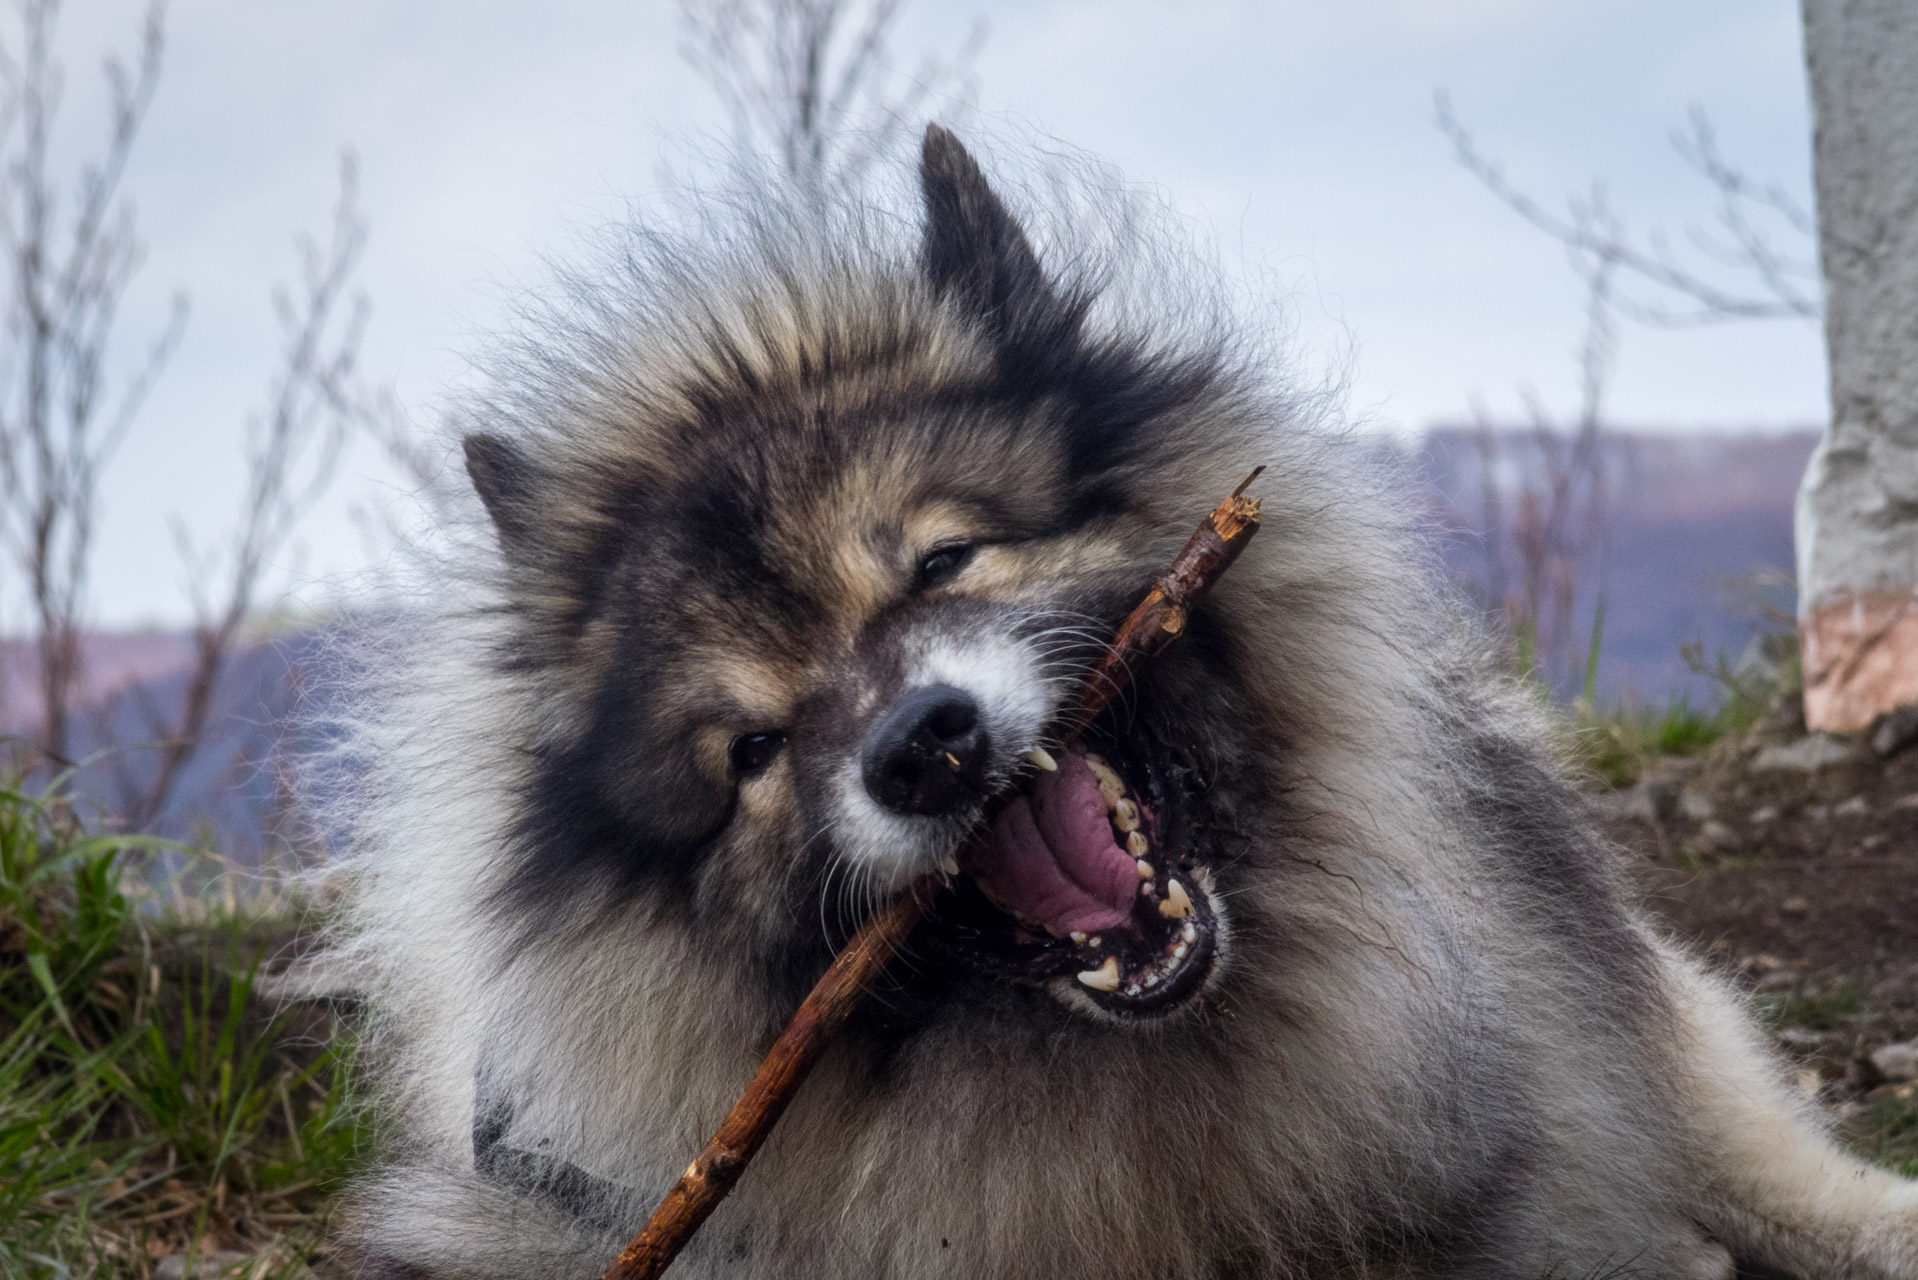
[331,127,1918,1278]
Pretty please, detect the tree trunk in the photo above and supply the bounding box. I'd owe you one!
[1796,0,1918,732]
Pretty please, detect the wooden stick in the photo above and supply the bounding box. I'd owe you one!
[601,470,1264,1280]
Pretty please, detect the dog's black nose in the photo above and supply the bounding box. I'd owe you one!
[862,684,989,817]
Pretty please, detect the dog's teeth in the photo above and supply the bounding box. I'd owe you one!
[1181,921,1197,944]
[1044,922,1068,939]
[1112,798,1140,832]
[1159,879,1195,919]
[1172,942,1188,960]
[1136,858,1154,880]
[1140,879,1155,898]
[1088,935,1101,948]
[1085,758,1125,806]
[1077,957,1121,991]
[1126,830,1149,857]
[1025,747,1058,772]
[938,853,960,876]
[1070,930,1088,945]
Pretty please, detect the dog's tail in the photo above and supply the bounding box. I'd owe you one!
[1663,942,1918,1278]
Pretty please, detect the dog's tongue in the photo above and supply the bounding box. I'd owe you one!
[959,753,1137,935]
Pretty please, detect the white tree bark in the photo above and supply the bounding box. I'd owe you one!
[1797,0,1918,732]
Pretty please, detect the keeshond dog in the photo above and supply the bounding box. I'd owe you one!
[332,128,1918,1279]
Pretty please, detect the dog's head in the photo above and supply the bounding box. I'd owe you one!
[464,128,1267,1023]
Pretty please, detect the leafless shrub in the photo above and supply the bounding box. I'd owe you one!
[0,0,182,766]
[1433,88,1816,698]
[678,0,984,198]
[0,0,377,838]
[1462,257,1615,696]
[115,157,370,828]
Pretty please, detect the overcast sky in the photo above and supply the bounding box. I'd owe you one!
[40,0,1819,625]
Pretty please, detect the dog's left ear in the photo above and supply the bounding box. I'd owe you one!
[919,125,1079,351]
[464,432,542,564]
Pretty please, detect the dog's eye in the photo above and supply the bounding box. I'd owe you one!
[912,543,973,592]
[729,731,787,779]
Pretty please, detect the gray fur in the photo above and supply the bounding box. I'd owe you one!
[325,129,1918,1279]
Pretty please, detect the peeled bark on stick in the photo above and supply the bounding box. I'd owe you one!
[600,469,1264,1280]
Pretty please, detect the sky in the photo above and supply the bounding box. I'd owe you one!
[28,0,1823,626]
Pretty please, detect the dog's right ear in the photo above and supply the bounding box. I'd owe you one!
[919,125,1078,352]
[463,433,539,560]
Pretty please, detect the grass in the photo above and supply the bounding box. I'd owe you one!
[0,773,361,1279]
[1568,693,1759,788]
[1753,978,1870,1033]
[1540,630,1793,789]
[1856,1087,1918,1179]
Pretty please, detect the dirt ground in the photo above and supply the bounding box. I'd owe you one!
[1597,696,1918,1170]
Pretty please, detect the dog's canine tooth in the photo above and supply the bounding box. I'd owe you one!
[938,853,960,877]
[1026,747,1058,772]
[1159,879,1194,919]
[1076,957,1121,991]
[1126,830,1149,857]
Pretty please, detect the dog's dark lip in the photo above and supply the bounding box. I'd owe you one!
[921,719,1224,1018]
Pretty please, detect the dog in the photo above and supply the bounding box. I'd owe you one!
[330,126,1918,1278]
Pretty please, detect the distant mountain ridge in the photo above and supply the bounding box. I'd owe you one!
[1410,426,1817,702]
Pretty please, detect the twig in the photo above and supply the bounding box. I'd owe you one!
[601,468,1265,1280]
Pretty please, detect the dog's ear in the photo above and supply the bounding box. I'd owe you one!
[919,126,1075,348]
[464,433,540,560]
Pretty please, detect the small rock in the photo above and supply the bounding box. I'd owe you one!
[1835,795,1871,817]
[1871,703,1918,758]
[1754,968,1803,993]
[1697,819,1738,848]
[1870,1041,1918,1083]
[1893,793,1918,812]
[1598,784,1659,823]
[1678,790,1716,822]
[1863,833,1888,851]
[1643,780,1681,822]
[1751,734,1858,773]
[155,1253,251,1280]
[1750,805,1779,823]
[1780,895,1810,914]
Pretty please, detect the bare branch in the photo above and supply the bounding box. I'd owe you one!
[1435,89,1820,328]
[0,0,174,764]
[678,0,985,199]
[131,154,370,827]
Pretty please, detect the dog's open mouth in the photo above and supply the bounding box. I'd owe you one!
[927,727,1222,1017]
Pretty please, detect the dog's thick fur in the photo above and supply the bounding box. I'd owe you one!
[332,129,1918,1279]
